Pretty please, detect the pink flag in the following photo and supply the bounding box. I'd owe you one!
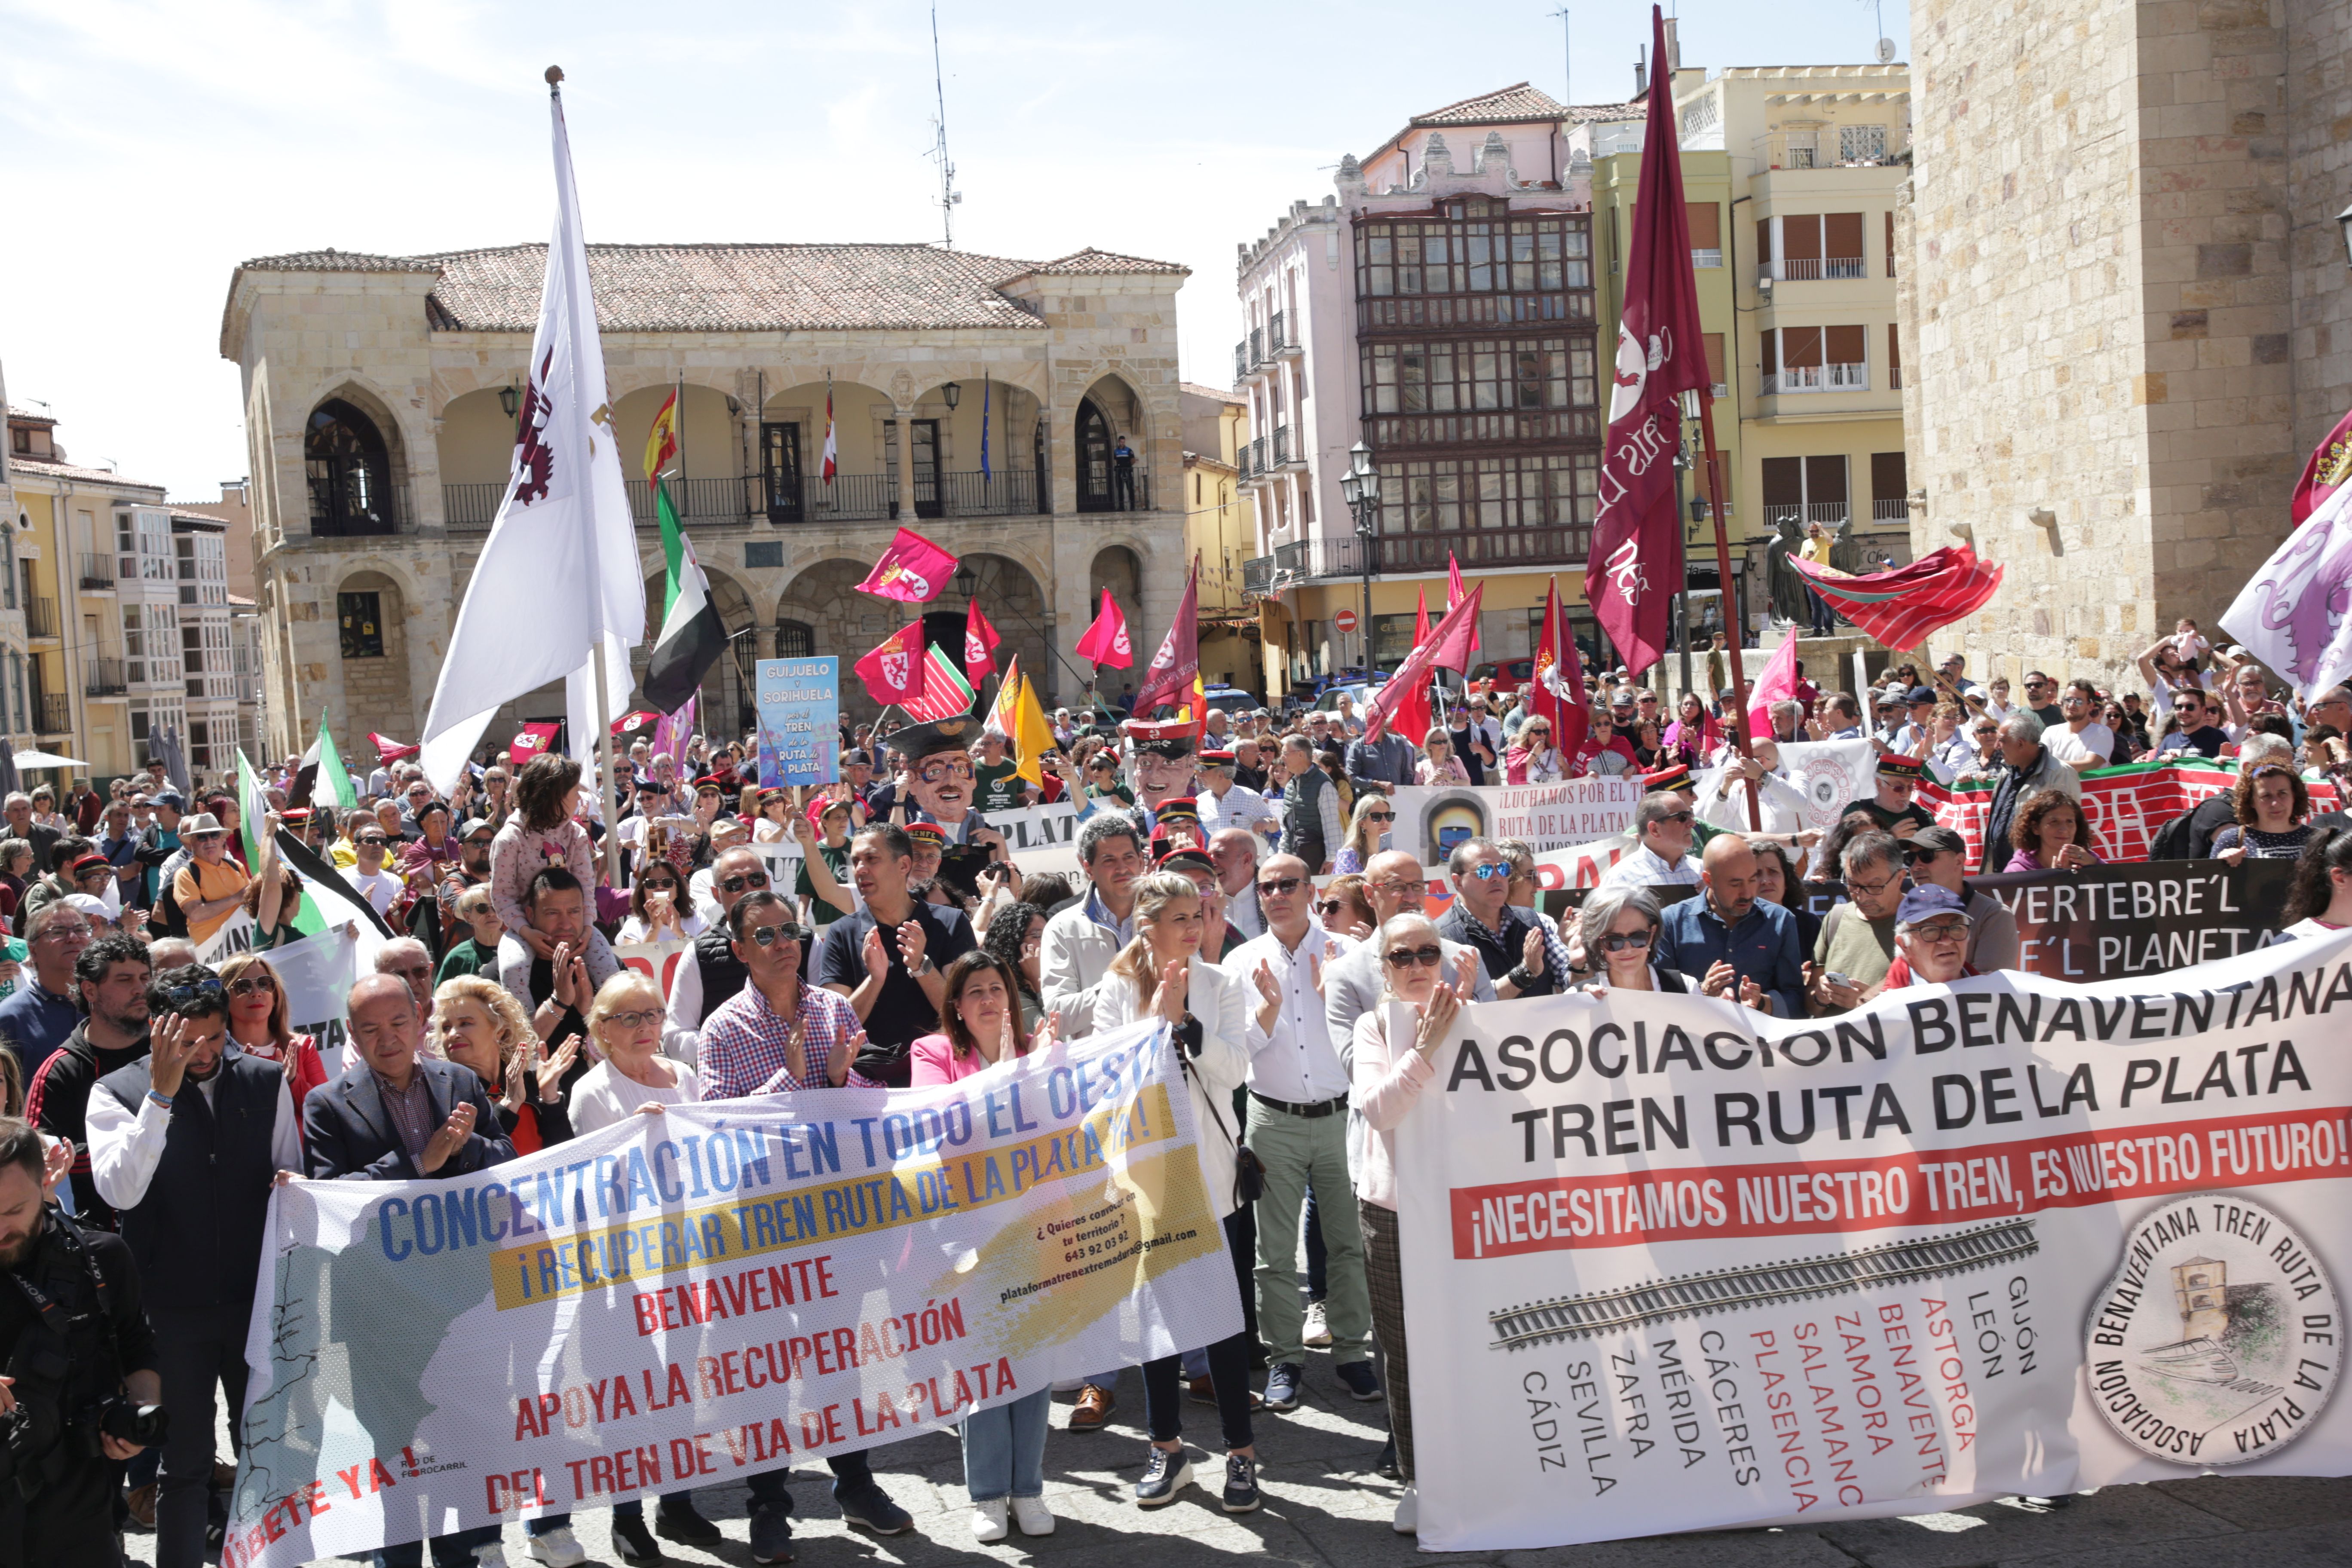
[963,601,1002,692]
[1074,590,1133,668]
[1744,631,1801,744]
[1366,584,1482,743]
[652,695,696,762]
[1446,553,1481,655]
[856,527,958,603]
[1586,4,1712,676]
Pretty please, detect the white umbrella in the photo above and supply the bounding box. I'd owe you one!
[10,749,89,770]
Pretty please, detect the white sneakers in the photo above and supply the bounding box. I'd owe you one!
[972,1497,1011,1542]
[1302,1300,1333,1348]
[474,1548,511,1568]
[972,1496,1055,1539]
[1011,1495,1056,1536]
[1392,1485,1418,1534]
[524,1528,585,1567]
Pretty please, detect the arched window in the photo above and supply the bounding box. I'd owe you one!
[775,619,816,658]
[306,400,398,536]
[1075,399,1114,514]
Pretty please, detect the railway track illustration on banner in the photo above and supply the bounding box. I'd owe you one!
[1485,1218,2041,1351]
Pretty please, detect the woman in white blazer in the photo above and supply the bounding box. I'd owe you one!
[1095,871,1262,1514]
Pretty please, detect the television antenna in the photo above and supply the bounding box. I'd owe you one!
[1547,6,1572,107]
[928,3,962,248]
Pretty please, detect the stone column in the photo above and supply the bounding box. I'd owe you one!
[895,411,918,521]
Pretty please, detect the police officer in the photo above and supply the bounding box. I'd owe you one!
[87,966,300,1568]
[0,1116,162,1566]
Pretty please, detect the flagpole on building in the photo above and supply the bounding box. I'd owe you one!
[549,64,627,883]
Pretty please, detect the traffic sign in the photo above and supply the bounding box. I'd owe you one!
[1334,607,1359,633]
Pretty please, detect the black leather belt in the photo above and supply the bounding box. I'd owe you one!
[1250,1090,1348,1119]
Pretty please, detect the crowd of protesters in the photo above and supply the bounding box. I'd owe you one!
[0,615,2344,1565]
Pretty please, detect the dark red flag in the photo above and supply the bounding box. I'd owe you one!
[1586,4,1711,676]
[962,600,1002,691]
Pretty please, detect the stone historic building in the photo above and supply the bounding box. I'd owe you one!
[218,243,1191,754]
[1901,0,2352,687]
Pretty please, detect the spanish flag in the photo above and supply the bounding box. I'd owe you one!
[988,656,1057,788]
[644,389,680,483]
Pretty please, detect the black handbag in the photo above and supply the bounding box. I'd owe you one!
[1177,1025,1265,1207]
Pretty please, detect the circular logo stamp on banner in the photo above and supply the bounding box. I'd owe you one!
[2085,1194,2340,1466]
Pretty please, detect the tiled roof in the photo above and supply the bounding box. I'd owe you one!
[4,456,165,492]
[235,242,1188,334]
[1179,381,1244,404]
[1412,83,1571,126]
[4,405,54,425]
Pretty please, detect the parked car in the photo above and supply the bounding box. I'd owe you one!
[1200,685,1259,712]
[1470,659,1536,698]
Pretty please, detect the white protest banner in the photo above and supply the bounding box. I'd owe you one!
[1526,830,1639,891]
[614,939,693,1002]
[994,801,1081,878]
[1396,932,2352,1551]
[196,908,260,965]
[228,1019,1237,1568]
[273,922,368,1074]
[1774,738,1880,838]
[1390,781,1641,869]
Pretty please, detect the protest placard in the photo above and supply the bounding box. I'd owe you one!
[229,1020,1237,1568]
[756,658,840,788]
[1397,931,2352,1550]
[1389,781,1641,869]
[1975,860,2298,980]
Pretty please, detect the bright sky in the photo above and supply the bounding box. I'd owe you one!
[0,0,1909,500]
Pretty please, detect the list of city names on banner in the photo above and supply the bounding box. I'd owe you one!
[1396,933,2352,1551]
[224,1021,1239,1568]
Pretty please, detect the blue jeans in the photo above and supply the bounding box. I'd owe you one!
[961,1388,1051,1501]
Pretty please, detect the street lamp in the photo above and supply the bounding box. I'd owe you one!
[941,382,962,410]
[953,560,978,601]
[1338,440,1380,678]
[2339,202,2352,267]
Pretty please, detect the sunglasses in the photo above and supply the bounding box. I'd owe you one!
[1597,929,1654,953]
[355,836,388,847]
[717,872,771,893]
[640,878,679,891]
[1465,863,1510,881]
[1256,876,1305,897]
[1656,811,1696,825]
[1314,899,1346,917]
[190,830,227,842]
[1364,810,1395,823]
[744,922,812,948]
[226,975,277,998]
[1384,944,1446,969]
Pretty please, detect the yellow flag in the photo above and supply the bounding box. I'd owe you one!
[990,657,1055,788]
[643,389,680,484]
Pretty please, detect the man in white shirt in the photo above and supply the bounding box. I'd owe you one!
[1596,792,1705,891]
[2043,679,2117,772]
[1209,827,1265,940]
[1194,750,1277,841]
[347,823,403,916]
[1696,743,1812,837]
[1231,855,1376,1411]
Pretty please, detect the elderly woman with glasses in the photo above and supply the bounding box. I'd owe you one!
[1350,910,1480,1534]
[1335,793,1394,875]
[1570,887,1684,995]
[216,952,329,1118]
[1509,717,1567,783]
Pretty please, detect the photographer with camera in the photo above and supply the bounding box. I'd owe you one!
[0,1115,161,1565]
[87,965,299,1568]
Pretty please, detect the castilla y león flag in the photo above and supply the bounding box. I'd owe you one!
[854,622,928,707]
[1586,4,1711,676]
[857,527,958,603]
[1074,589,1132,668]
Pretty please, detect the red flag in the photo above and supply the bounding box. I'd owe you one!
[963,601,1002,691]
[609,710,659,736]
[509,723,560,767]
[1531,576,1589,762]
[368,732,420,764]
[854,622,928,706]
[1588,5,1712,676]
[2294,404,2352,527]
[856,527,958,603]
[1392,590,1434,747]
[1366,584,1482,743]
[1074,590,1132,668]
[1446,553,1481,655]
[1132,562,1202,716]
[1744,630,1801,743]
[1787,545,2005,652]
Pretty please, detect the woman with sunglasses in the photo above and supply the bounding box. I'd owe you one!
[1350,911,1479,1533]
[1318,875,1378,940]
[430,975,575,1154]
[216,953,329,1119]
[1083,753,1135,808]
[1335,793,1393,875]
[1508,717,1566,784]
[907,952,1058,1538]
[1571,888,1684,995]
[1416,728,1469,786]
[1093,873,1262,1513]
[617,861,700,945]
[2212,763,2313,864]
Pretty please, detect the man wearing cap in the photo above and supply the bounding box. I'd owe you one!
[903,822,964,909]
[1887,688,1938,758]
[96,799,144,910]
[972,730,1026,814]
[1194,750,1276,843]
[1149,796,1205,854]
[171,813,250,947]
[1596,791,1703,892]
[1877,885,1976,990]
[1903,824,2018,973]
[1844,756,1936,838]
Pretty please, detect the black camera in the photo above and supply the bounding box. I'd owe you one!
[74,1398,167,1458]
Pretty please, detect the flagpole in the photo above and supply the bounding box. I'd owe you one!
[1694,397,1758,830]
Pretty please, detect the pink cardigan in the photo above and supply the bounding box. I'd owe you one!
[909,1032,1027,1086]
[490,816,596,934]
[1350,1000,1437,1212]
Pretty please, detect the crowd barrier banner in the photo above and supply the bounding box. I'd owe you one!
[1977,861,2298,980]
[1921,758,2340,867]
[1397,931,2352,1551]
[1389,781,1641,870]
[613,939,693,1001]
[227,1018,1237,1568]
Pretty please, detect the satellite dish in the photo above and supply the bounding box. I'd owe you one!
[1876,37,1898,63]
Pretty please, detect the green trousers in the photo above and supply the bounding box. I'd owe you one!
[1244,1095,1372,1366]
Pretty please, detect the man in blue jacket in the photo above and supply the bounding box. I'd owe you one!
[1653,833,1806,1016]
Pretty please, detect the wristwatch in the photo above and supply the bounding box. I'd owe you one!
[1506,965,1534,989]
[911,957,937,977]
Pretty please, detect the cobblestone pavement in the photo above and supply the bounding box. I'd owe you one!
[130,1357,2352,1567]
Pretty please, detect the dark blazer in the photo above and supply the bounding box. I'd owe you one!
[303,1055,515,1182]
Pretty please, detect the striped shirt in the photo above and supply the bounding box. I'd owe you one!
[697,981,881,1100]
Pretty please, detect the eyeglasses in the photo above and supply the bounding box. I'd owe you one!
[34,924,90,945]
[717,872,771,893]
[601,1008,664,1029]
[919,761,975,783]
[1366,878,1422,897]
[1847,869,1905,898]
[226,975,277,998]
[1910,920,1969,943]
[1464,863,1510,881]
[1384,944,1446,969]
[1255,876,1305,897]
[1597,929,1654,953]
[744,922,811,948]
[1364,810,1394,823]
